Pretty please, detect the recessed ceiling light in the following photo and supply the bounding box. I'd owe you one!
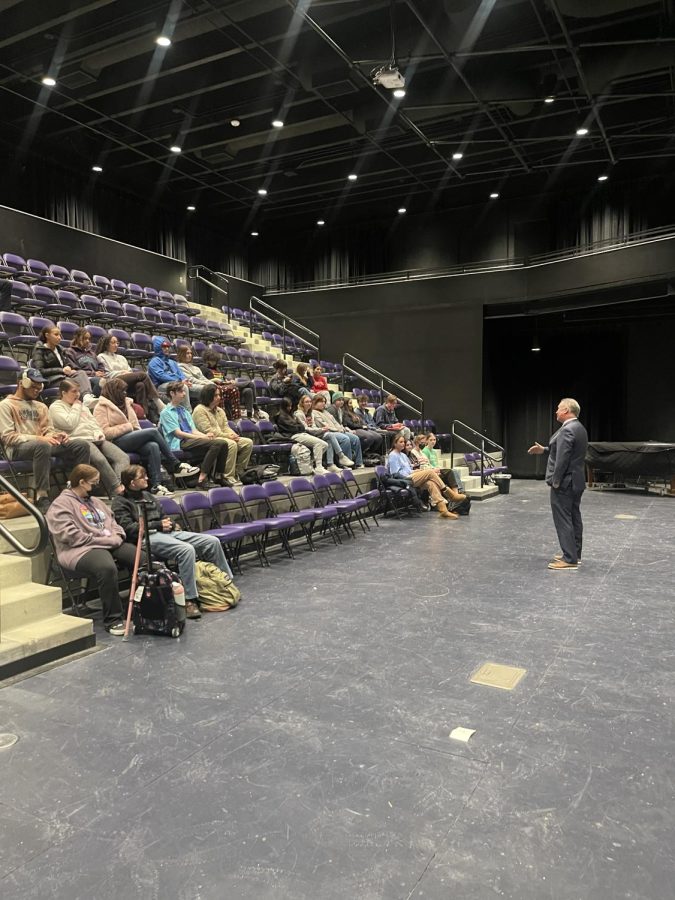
[397,207,407,214]
[230,119,241,127]
[490,192,499,199]
[576,127,589,136]
[271,119,284,128]
[316,220,325,226]
[41,76,56,87]
[155,36,171,47]
[347,173,358,181]
[597,175,608,182]
[169,145,182,154]
[251,231,259,237]
[393,88,406,98]
[544,96,555,104]
[257,188,268,196]
[91,165,103,173]
[452,152,463,160]
[187,205,196,211]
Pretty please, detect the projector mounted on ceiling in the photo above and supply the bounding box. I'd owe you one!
[372,64,405,90]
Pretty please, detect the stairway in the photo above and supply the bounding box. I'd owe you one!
[0,524,94,681]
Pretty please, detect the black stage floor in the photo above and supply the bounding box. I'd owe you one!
[1,481,674,900]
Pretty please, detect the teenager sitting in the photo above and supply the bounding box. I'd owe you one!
[46,464,143,636]
[311,395,363,467]
[64,327,106,398]
[375,394,411,441]
[419,432,470,514]
[31,324,93,398]
[387,433,457,519]
[192,383,254,486]
[276,397,328,473]
[200,349,252,420]
[159,381,230,489]
[49,379,129,498]
[96,334,163,422]
[113,465,236,621]
[308,364,331,402]
[338,395,384,459]
[148,337,190,405]
[294,394,343,473]
[94,378,198,496]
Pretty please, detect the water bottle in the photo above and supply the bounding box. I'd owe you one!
[172,580,187,624]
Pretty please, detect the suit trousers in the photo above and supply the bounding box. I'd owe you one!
[550,486,583,563]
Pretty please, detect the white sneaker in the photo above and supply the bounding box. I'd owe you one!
[337,454,355,468]
[150,484,173,496]
[314,465,328,474]
[328,464,341,474]
[175,462,200,477]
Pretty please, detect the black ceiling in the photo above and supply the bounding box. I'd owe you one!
[1,0,674,235]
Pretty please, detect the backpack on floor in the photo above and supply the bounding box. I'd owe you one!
[241,464,280,484]
[289,444,313,475]
[195,561,241,612]
[133,563,186,637]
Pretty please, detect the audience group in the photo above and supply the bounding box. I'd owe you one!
[0,309,471,638]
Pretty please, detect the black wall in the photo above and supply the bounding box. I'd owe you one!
[0,205,186,294]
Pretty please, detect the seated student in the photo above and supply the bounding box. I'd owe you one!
[293,363,313,399]
[387,432,457,519]
[200,349,252,420]
[354,394,390,441]
[94,378,198,496]
[192,383,253,486]
[269,360,303,408]
[31,324,93,398]
[275,397,328,473]
[375,394,412,441]
[176,344,213,406]
[420,432,470,514]
[148,337,189,406]
[308,364,331,401]
[46,464,142,636]
[0,368,90,514]
[113,465,236,621]
[49,379,128,498]
[336,395,384,459]
[294,394,343,473]
[159,381,230,489]
[96,334,163,422]
[311,394,363,467]
[64,328,106,398]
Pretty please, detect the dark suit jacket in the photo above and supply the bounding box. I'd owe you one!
[545,418,588,492]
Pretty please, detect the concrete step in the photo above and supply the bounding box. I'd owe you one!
[466,483,500,500]
[0,554,33,589]
[0,614,94,677]
[1,582,64,630]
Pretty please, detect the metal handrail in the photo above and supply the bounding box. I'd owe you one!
[249,295,321,360]
[187,265,230,321]
[0,474,49,556]
[341,353,424,420]
[450,419,506,488]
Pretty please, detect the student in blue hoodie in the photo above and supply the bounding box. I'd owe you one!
[148,337,192,407]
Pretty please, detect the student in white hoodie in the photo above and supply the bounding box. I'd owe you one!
[48,379,129,497]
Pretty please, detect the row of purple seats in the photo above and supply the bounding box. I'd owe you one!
[2,252,198,314]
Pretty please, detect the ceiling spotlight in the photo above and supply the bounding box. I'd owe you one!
[230,119,241,127]
[169,145,182,154]
[393,88,406,99]
[531,337,541,352]
[250,231,259,237]
[397,207,407,214]
[187,205,196,211]
[452,152,463,160]
[597,174,609,182]
[271,119,284,128]
[490,192,499,199]
[91,165,103,173]
[257,188,268,196]
[544,96,555,104]
[316,220,325,226]
[576,127,589,136]
[347,173,358,182]
[155,36,171,47]
[41,76,56,87]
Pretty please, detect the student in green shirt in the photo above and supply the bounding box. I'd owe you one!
[419,433,471,514]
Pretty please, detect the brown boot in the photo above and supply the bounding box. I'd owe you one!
[444,487,466,503]
[437,499,459,519]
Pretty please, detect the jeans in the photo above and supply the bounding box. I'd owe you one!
[12,439,90,495]
[180,436,229,479]
[150,531,232,601]
[337,431,363,465]
[292,433,328,467]
[113,428,178,488]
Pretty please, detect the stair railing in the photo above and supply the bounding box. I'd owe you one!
[0,474,49,556]
[341,354,424,421]
[187,265,230,321]
[450,420,506,487]
[249,295,321,360]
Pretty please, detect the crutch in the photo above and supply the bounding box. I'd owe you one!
[122,515,145,642]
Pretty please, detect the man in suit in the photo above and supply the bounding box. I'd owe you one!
[528,398,588,570]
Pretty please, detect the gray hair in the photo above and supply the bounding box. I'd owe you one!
[560,397,580,416]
